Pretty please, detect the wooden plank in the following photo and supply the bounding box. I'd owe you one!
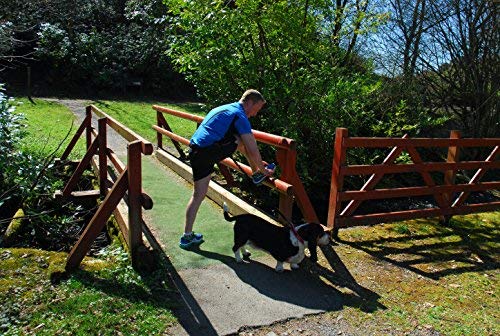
[90,105,153,155]
[127,141,143,266]
[98,118,108,196]
[336,201,500,227]
[219,157,294,195]
[342,160,500,175]
[60,114,90,160]
[66,170,129,271]
[338,181,500,201]
[444,130,461,207]
[62,139,99,196]
[155,148,283,226]
[453,146,500,207]
[406,146,450,215]
[152,125,190,146]
[327,128,348,229]
[344,137,500,148]
[152,105,296,150]
[341,134,408,217]
[155,114,186,159]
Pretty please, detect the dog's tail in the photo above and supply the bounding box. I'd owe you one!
[223,202,236,222]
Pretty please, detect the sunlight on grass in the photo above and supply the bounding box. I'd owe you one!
[13,98,86,160]
[335,212,500,335]
[93,99,207,144]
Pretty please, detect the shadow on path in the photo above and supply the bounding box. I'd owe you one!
[191,243,385,313]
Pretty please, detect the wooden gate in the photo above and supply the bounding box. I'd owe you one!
[328,128,500,236]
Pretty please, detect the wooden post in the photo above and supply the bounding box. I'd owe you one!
[327,128,348,237]
[98,118,108,197]
[86,106,92,149]
[156,111,163,150]
[276,148,294,222]
[128,141,143,269]
[444,131,461,202]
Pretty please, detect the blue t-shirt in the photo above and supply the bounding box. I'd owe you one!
[190,102,252,147]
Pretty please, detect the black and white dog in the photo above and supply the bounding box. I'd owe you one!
[223,203,330,272]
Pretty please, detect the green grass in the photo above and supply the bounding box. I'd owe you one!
[14,98,86,160]
[331,211,500,336]
[93,99,207,144]
[0,247,177,335]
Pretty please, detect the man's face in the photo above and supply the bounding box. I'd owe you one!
[247,100,266,117]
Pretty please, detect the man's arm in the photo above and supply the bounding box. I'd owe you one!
[238,133,271,174]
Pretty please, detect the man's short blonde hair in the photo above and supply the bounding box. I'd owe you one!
[240,89,265,104]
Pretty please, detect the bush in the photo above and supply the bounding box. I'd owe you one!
[0,86,58,218]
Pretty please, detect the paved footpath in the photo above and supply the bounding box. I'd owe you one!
[57,99,342,335]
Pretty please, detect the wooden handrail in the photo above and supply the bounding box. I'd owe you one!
[341,161,500,175]
[91,105,154,155]
[152,104,296,150]
[152,125,294,195]
[344,137,500,148]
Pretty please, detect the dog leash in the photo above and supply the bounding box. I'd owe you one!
[274,208,305,245]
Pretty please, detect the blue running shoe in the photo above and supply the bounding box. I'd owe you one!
[252,171,266,185]
[179,232,204,249]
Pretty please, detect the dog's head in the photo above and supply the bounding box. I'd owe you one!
[296,223,330,262]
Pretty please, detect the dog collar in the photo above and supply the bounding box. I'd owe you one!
[290,226,304,244]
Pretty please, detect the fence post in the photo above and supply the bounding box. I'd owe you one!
[86,106,92,149]
[156,111,163,150]
[276,148,294,222]
[443,130,461,223]
[98,118,108,196]
[128,140,143,269]
[327,128,348,237]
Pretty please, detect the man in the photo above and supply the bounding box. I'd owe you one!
[180,89,274,249]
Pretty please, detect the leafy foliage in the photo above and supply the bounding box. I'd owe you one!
[164,0,436,205]
[0,0,192,97]
[0,86,49,211]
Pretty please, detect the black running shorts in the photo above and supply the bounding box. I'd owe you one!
[189,141,238,181]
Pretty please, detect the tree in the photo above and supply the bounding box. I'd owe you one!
[421,0,499,138]
[0,0,192,97]
[373,0,499,139]
[165,0,391,209]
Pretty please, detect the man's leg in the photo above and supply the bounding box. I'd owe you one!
[184,174,211,234]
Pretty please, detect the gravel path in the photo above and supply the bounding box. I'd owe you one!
[45,98,128,156]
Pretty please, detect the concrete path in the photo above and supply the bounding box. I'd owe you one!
[56,99,343,335]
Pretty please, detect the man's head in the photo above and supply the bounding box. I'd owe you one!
[240,89,266,117]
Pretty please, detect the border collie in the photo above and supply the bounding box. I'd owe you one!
[223,203,330,272]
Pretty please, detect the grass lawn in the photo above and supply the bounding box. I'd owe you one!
[93,99,207,144]
[14,98,87,159]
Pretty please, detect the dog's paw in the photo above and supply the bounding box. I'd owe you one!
[275,262,284,272]
[242,251,251,260]
[291,263,300,269]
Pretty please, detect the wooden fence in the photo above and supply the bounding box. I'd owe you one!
[327,128,500,236]
[151,104,319,223]
[58,105,153,271]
